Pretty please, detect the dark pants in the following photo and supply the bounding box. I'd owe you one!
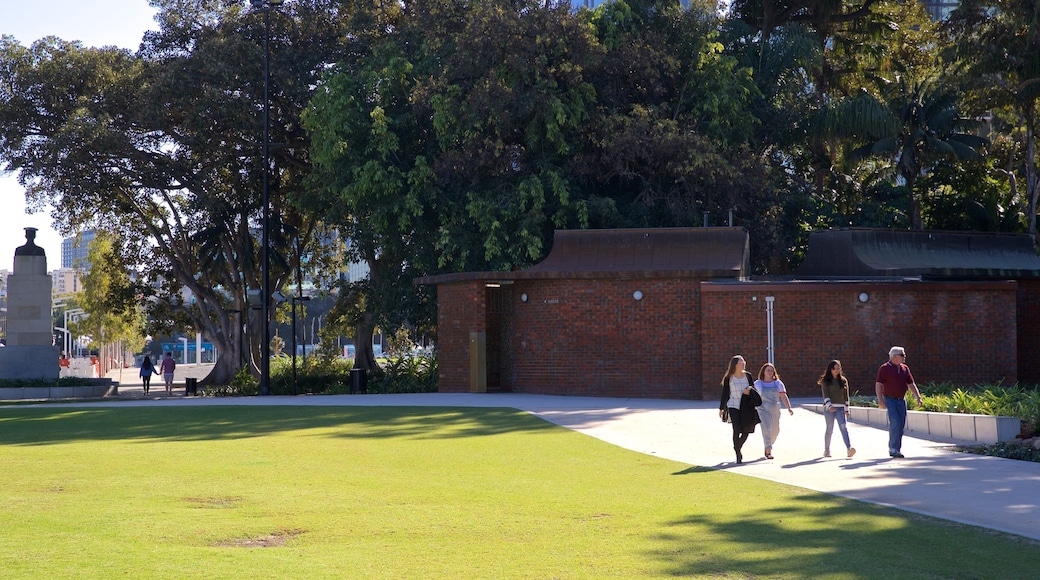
[730,407,748,455]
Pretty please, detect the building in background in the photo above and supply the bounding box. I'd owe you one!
[61,230,96,270]
[921,0,959,20]
[51,268,83,296]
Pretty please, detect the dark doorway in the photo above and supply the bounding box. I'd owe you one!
[485,286,507,391]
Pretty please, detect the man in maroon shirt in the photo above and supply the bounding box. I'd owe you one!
[875,346,923,458]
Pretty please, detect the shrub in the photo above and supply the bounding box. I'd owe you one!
[853,381,1040,439]
[958,441,1040,462]
[205,353,439,397]
[203,366,259,397]
[366,353,438,394]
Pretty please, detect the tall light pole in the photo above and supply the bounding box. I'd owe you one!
[251,0,283,395]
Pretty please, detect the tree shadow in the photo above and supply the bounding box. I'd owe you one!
[0,406,557,446]
[649,494,1040,577]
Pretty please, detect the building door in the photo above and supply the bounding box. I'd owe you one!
[485,286,506,391]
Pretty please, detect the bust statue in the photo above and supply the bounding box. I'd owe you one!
[14,227,46,256]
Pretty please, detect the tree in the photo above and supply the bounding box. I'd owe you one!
[305,0,606,368]
[950,0,1040,239]
[77,231,147,354]
[0,1,352,385]
[839,75,988,229]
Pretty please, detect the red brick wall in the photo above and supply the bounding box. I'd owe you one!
[433,279,1022,399]
[1017,279,1040,386]
[435,282,486,392]
[501,279,703,398]
[701,282,1020,400]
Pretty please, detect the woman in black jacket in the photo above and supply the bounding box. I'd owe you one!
[719,355,762,464]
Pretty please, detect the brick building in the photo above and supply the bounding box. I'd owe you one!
[416,228,1040,400]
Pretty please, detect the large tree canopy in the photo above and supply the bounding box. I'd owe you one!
[2,0,1033,389]
[0,0,351,384]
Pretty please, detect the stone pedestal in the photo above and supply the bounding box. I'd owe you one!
[0,228,59,381]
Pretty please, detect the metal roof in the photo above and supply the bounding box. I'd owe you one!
[415,227,750,285]
[795,229,1040,279]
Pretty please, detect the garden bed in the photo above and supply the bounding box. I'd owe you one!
[803,404,1020,444]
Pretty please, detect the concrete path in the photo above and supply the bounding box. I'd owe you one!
[45,373,1040,542]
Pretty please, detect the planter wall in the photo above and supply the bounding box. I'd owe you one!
[805,404,1020,445]
[0,382,117,401]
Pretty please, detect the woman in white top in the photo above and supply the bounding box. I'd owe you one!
[753,363,794,460]
[718,355,760,464]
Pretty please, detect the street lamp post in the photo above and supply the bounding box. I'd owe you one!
[63,308,85,357]
[251,0,283,395]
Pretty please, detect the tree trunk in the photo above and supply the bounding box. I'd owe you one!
[908,173,923,230]
[1026,116,1037,242]
[353,312,378,372]
[196,304,254,387]
[202,331,243,386]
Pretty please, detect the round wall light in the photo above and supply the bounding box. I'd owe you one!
[520,293,529,303]
[633,290,644,301]
[858,292,869,303]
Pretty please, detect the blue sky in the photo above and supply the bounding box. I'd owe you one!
[0,0,159,270]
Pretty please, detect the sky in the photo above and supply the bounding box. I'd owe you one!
[0,1,159,271]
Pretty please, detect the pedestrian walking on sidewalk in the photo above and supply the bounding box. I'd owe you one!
[875,346,923,458]
[754,362,794,460]
[160,352,176,395]
[139,355,160,395]
[819,360,855,459]
[719,355,761,464]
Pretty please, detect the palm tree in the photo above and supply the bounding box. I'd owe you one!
[840,75,988,229]
[950,0,1040,239]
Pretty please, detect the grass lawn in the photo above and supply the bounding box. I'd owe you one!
[1,405,1038,579]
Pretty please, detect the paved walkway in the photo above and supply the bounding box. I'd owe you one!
[52,372,1040,542]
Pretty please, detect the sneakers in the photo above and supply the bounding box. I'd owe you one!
[847,448,856,459]
[889,451,904,458]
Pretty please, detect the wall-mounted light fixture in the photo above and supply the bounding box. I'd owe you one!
[520,293,529,302]
[633,290,643,301]
[858,292,869,303]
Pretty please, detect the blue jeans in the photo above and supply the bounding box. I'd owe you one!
[823,408,851,453]
[884,396,907,454]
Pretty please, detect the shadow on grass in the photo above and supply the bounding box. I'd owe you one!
[652,496,1040,577]
[671,466,716,475]
[0,406,556,446]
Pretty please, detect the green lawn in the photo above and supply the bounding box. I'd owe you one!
[1,406,1037,578]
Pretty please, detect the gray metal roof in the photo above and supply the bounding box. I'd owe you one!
[794,229,1040,279]
[415,227,750,285]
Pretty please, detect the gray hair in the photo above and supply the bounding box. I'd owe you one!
[889,346,906,358]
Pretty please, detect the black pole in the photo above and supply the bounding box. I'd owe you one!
[260,5,271,396]
[291,297,298,395]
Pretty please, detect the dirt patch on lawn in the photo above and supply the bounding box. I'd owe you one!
[183,496,243,509]
[213,529,304,548]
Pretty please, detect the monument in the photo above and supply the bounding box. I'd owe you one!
[0,228,60,380]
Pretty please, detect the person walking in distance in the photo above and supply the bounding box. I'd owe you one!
[160,352,177,395]
[753,362,794,460]
[819,360,855,459]
[718,355,762,464]
[875,346,923,458]
[139,355,160,395]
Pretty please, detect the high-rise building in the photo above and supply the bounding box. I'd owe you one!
[920,0,959,20]
[61,230,96,270]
